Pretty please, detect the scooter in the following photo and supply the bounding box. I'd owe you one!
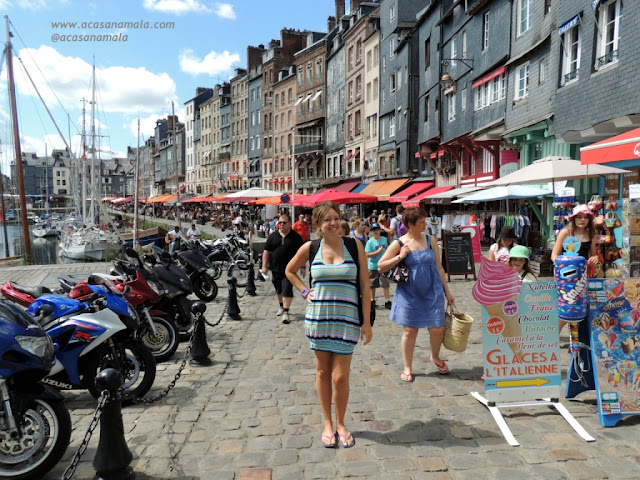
[27,278,156,401]
[59,262,179,363]
[0,299,72,480]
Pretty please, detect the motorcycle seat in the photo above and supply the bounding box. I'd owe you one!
[12,282,53,298]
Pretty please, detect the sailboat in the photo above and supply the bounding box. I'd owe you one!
[58,61,119,260]
[32,145,59,237]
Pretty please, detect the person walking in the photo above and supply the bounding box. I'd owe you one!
[293,214,310,242]
[262,213,305,324]
[378,207,455,381]
[384,204,406,242]
[286,201,372,449]
[365,223,391,309]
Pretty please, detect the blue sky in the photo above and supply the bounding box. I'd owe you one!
[1,0,336,174]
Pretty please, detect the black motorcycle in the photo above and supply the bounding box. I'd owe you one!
[0,300,71,480]
[174,242,218,302]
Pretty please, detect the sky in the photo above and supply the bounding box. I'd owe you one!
[0,0,337,175]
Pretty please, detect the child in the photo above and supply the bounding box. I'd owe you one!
[350,218,368,247]
[507,245,537,282]
[488,226,518,263]
[551,204,598,265]
[365,223,391,309]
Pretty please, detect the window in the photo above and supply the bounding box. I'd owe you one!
[366,82,372,103]
[515,62,530,100]
[539,57,547,84]
[389,115,396,137]
[390,37,396,59]
[474,72,506,110]
[382,56,386,72]
[545,0,551,15]
[373,78,379,100]
[390,3,395,21]
[356,76,362,99]
[390,73,396,92]
[349,47,354,69]
[424,94,429,122]
[448,94,456,122]
[596,0,622,69]
[316,59,323,80]
[518,0,532,35]
[425,37,431,69]
[348,81,354,103]
[561,25,580,84]
[461,88,467,110]
[483,12,489,50]
[367,50,372,71]
[462,31,467,58]
[297,67,303,86]
[307,63,312,83]
[451,36,457,66]
[356,40,362,64]
[397,68,402,88]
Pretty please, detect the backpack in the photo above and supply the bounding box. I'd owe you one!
[308,236,374,327]
[395,216,407,238]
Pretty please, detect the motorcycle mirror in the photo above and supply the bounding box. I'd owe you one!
[121,285,132,295]
[87,274,104,286]
[125,247,139,258]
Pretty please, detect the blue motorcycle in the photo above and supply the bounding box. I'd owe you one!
[0,299,71,479]
[27,277,156,401]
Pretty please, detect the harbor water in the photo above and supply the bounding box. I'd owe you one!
[0,224,69,265]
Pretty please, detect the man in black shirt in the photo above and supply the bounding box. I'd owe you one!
[261,213,305,324]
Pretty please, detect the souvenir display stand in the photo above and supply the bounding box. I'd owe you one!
[470,259,594,446]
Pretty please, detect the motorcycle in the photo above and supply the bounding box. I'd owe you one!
[0,282,58,307]
[59,263,179,363]
[174,241,218,302]
[27,278,156,401]
[201,237,251,283]
[0,300,72,480]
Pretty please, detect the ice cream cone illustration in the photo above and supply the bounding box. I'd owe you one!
[473,259,523,360]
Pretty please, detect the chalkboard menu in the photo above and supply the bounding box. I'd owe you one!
[442,232,477,281]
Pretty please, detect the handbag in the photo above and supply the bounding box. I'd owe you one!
[443,303,474,353]
[382,240,410,284]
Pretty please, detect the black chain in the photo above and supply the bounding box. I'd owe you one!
[128,326,196,405]
[61,390,109,480]
[206,298,229,327]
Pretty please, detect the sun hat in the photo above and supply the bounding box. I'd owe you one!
[569,204,595,220]
[499,225,518,240]
[509,245,530,260]
[370,223,381,230]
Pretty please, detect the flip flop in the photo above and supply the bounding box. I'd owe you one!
[400,372,414,382]
[321,432,337,448]
[430,356,450,375]
[338,432,355,448]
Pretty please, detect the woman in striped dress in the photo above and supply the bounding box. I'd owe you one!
[287,201,372,449]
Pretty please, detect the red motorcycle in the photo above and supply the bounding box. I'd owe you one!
[58,264,179,363]
[0,281,56,307]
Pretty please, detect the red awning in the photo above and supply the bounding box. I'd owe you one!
[581,127,640,164]
[388,181,435,203]
[331,179,361,192]
[472,65,506,89]
[344,151,356,162]
[402,186,454,208]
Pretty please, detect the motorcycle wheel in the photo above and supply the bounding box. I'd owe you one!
[84,340,156,401]
[193,273,218,302]
[0,398,71,480]
[141,316,179,363]
[209,264,222,280]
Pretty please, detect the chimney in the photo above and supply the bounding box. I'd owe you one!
[327,15,336,32]
[350,0,361,14]
[336,0,345,19]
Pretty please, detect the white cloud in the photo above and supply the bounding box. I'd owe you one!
[0,1,13,10]
[16,0,48,10]
[178,48,239,77]
[142,0,211,15]
[15,46,177,116]
[214,3,236,19]
[127,114,162,141]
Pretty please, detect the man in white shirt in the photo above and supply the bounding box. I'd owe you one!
[186,223,201,239]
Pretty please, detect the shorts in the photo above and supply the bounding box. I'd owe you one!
[369,269,389,289]
[272,271,294,298]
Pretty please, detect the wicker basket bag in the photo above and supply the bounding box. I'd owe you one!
[443,304,474,353]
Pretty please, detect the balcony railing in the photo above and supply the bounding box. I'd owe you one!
[291,140,324,154]
[563,68,578,84]
[597,49,618,69]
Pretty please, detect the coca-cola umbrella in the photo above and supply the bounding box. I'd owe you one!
[291,189,378,208]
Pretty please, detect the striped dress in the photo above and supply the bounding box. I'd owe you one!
[306,239,360,355]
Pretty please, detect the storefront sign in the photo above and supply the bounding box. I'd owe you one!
[462,225,483,265]
[587,278,640,426]
[623,168,640,198]
[605,174,621,198]
[482,281,562,403]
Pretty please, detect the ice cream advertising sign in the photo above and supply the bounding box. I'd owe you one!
[588,279,640,426]
[473,259,562,403]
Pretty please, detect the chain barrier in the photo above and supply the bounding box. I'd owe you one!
[206,298,229,328]
[60,390,109,480]
[128,325,197,405]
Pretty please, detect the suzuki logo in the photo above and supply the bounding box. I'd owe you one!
[634,143,640,157]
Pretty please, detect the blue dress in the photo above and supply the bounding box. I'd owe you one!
[305,240,361,355]
[390,236,445,329]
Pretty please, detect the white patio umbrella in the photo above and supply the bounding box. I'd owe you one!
[453,185,553,203]
[223,187,281,201]
[486,156,630,187]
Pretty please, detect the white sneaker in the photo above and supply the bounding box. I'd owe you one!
[276,306,285,316]
[282,312,291,324]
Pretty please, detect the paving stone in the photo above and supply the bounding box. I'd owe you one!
[418,456,448,472]
[237,467,273,480]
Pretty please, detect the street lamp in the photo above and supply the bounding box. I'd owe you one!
[440,58,474,90]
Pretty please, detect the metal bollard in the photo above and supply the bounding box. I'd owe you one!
[245,263,257,296]
[93,368,135,480]
[227,277,242,320]
[189,301,212,366]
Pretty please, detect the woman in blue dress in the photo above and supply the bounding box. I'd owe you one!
[378,207,455,381]
[286,201,372,449]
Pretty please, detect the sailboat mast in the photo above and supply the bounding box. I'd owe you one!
[90,61,97,224]
[81,98,87,222]
[133,118,140,247]
[172,101,181,232]
[5,15,31,263]
[44,143,48,213]
[0,151,10,258]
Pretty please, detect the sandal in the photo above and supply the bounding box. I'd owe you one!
[430,356,450,375]
[321,432,337,448]
[400,371,414,382]
[338,432,355,448]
